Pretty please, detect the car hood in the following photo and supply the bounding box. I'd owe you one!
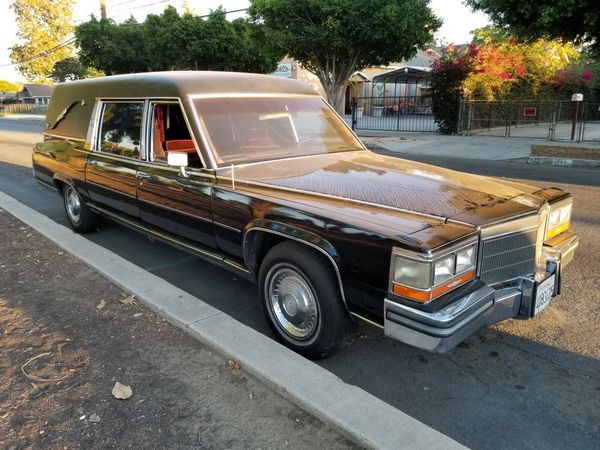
[226,151,559,226]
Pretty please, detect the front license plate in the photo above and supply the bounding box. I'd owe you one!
[533,275,555,316]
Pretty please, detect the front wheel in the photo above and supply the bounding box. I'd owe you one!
[259,241,351,359]
[63,184,102,233]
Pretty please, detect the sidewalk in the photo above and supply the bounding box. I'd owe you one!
[0,208,355,449]
[358,132,600,162]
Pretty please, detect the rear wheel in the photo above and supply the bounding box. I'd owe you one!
[63,184,102,233]
[259,241,351,359]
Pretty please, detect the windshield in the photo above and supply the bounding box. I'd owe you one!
[193,96,363,166]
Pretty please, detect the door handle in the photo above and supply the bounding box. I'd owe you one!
[136,172,154,180]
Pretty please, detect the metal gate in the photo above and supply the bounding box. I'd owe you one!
[458,99,598,142]
[351,96,438,132]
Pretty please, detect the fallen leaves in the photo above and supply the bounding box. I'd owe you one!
[112,381,133,399]
[119,295,136,305]
[227,360,241,371]
[96,299,106,310]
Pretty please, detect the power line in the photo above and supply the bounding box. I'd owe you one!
[110,0,173,18]
[110,0,141,9]
[1,6,250,67]
[0,38,76,68]
[116,7,250,23]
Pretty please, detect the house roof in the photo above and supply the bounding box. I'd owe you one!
[21,84,54,98]
[372,67,432,84]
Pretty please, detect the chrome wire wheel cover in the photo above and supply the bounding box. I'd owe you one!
[65,186,81,223]
[266,265,319,340]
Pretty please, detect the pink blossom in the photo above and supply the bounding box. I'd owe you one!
[582,70,593,81]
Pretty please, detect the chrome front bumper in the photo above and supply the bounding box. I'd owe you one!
[384,232,579,353]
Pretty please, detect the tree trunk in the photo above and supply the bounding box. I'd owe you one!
[320,77,348,114]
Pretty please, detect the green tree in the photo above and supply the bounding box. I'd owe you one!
[466,0,600,55]
[143,6,280,72]
[49,57,104,82]
[77,7,280,75]
[75,16,149,75]
[10,0,75,81]
[249,0,441,111]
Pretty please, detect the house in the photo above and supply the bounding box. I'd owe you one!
[274,48,443,114]
[17,84,54,106]
[270,58,326,98]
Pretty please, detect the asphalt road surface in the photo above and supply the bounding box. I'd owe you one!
[1,117,599,449]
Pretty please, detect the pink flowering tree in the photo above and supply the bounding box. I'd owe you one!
[552,59,599,100]
[429,44,473,133]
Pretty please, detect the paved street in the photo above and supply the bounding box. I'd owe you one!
[1,118,599,449]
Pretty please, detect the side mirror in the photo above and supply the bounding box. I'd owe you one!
[167,151,189,177]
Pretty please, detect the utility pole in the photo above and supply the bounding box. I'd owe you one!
[100,0,107,19]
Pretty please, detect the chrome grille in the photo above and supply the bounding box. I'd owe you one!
[479,229,537,285]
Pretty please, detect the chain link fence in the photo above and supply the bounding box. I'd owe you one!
[458,99,599,142]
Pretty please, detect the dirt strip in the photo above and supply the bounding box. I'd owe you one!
[0,208,357,450]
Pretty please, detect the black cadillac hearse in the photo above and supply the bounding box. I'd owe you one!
[32,72,579,358]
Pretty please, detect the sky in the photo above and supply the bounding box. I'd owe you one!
[0,0,489,82]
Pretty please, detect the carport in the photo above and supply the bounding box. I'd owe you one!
[371,66,431,99]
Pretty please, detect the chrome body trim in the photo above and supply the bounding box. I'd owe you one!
[188,93,320,100]
[214,222,242,233]
[213,150,367,170]
[543,231,579,268]
[93,99,145,159]
[243,227,351,317]
[43,132,86,143]
[145,98,208,169]
[391,235,478,261]
[187,95,218,169]
[350,312,385,329]
[88,203,251,279]
[34,177,58,191]
[478,213,539,239]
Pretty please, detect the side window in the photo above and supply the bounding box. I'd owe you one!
[151,103,202,168]
[99,102,143,159]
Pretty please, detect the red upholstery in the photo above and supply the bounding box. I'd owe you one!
[165,139,196,153]
[153,106,166,159]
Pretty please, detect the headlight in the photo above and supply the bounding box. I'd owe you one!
[456,246,476,273]
[393,258,431,289]
[390,241,477,303]
[433,255,454,285]
[546,201,572,240]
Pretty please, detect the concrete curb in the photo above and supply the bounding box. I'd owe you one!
[0,190,466,450]
[528,156,600,169]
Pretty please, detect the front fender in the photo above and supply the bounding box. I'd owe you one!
[243,218,340,270]
[243,219,350,315]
